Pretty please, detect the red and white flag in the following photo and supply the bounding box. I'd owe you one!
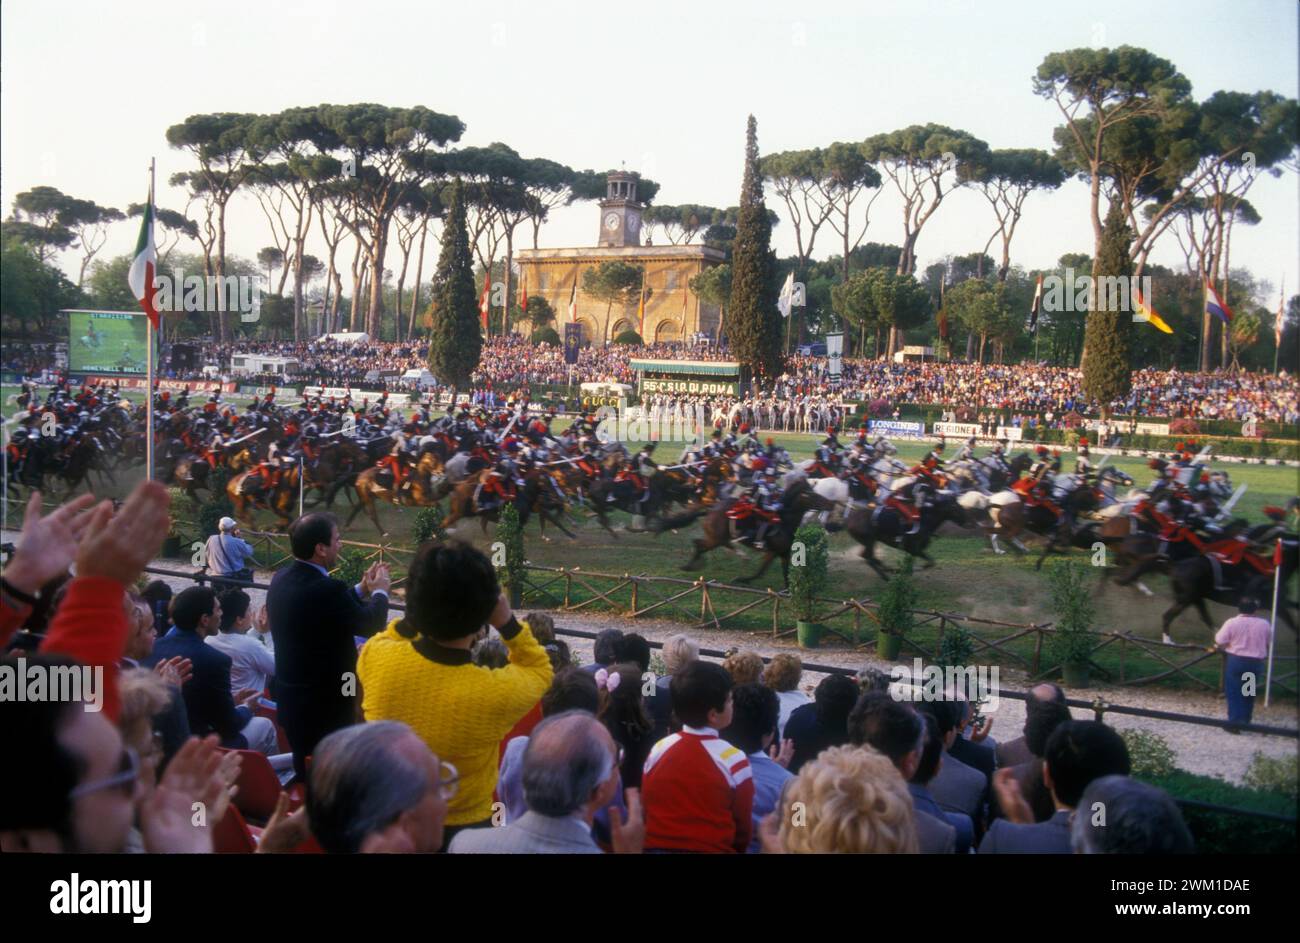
[128,185,160,332]
[479,272,491,330]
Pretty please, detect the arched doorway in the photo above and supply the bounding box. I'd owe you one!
[610,318,636,340]
[577,317,599,346]
[654,319,680,343]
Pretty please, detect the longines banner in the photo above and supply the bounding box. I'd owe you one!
[81,375,237,393]
[868,420,925,437]
[932,422,982,438]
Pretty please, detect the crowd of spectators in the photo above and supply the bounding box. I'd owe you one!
[1,484,1202,855]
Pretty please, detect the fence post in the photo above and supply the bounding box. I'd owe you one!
[1032,628,1043,675]
[936,617,946,658]
[564,569,571,608]
[630,576,638,614]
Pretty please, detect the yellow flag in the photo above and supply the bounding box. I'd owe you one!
[1135,287,1173,334]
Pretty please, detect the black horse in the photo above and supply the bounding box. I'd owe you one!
[837,490,968,580]
[1161,534,1298,644]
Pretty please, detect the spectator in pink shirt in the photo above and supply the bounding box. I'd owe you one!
[1213,598,1273,728]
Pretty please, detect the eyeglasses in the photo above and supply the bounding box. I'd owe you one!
[69,746,140,799]
[437,760,459,800]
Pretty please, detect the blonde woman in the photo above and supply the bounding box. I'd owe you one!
[651,634,700,739]
[770,745,919,854]
[762,653,809,739]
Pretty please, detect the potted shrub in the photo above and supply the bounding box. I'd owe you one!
[1048,560,1096,687]
[875,557,917,661]
[789,525,828,648]
[496,502,526,608]
[412,506,446,546]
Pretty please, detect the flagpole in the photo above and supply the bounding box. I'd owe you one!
[1264,538,1282,707]
[146,157,156,483]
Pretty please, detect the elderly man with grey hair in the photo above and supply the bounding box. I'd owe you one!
[450,711,644,854]
[307,721,456,854]
[1070,775,1194,854]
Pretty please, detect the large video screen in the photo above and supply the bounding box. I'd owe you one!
[67,310,149,375]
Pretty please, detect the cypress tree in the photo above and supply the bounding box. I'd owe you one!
[1081,202,1132,418]
[427,179,481,389]
[727,115,782,380]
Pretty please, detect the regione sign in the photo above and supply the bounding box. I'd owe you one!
[933,422,982,438]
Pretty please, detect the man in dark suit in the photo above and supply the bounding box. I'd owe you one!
[997,683,1067,769]
[847,692,956,854]
[979,720,1130,854]
[148,586,277,754]
[918,700,987,835]
[267,513,390,779]
[950,699,996,782]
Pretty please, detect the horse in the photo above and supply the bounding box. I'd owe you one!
[439,468,575,540]
[839,490,969,579]
[655,479,838,587]
[1161,534,1298,644]
[347,456,443,537]
[227,464,301,531]
[1029,469,1132,570]
[586,469,696,536]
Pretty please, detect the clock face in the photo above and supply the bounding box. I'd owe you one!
[626,212,641,232]
[604,212,621,232]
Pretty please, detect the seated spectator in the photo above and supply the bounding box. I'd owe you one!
[950,697,996,783]
[721,683,793,853]
[453,711,642,854]
[140,581,174,636]
[1,657,239,855]
[762,652,810,739]
[783,673,859,774]
[206,589,276,696]
[120,602,190,770]
[616,632,652,673]
[723,648,764,686]
[357,540,552,847]
[582,628,625,675]
[846,691,955,854]
[980,720,1131,854]
[643,661,753,853]
[307,721,453,854]
[650,633,699,740]
[915,699,986,833]
[148,587,277,755]
[1070,775,1195,854]
[772,745,919,854]
[997,683,1066,768]
[911,713,974,853]
[597,662,655,789]
[998,695,1073,823]
[472,637,510,669]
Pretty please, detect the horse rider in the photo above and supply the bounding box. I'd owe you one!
[750,466,783,549]
[475,458,519,515]
[954,435,978,463]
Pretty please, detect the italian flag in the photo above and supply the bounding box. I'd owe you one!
[128,194,160,332]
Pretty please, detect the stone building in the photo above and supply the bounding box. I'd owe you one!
[515,171,725,345]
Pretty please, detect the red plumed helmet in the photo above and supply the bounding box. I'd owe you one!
[1036,446,1049,456]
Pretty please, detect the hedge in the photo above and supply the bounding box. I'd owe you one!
[1140,769,1298,854]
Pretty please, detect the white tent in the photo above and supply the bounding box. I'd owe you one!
[401,368,437,388]
[322,331,369,344]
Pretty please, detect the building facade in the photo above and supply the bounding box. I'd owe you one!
[515,172,725,345]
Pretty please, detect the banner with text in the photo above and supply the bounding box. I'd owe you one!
[826,332,844,381]
[868,420,926,438]
[303,386,411,406]
[996,426,1024,441]
[81,375,236,393]
[932,422,983,438]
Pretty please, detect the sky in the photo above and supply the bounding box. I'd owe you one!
[2,0,1297,305]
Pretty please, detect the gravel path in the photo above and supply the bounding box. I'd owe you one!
[124,556,1298,787]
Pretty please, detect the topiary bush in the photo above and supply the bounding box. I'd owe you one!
[1120,729,1177,779]
[876,556,918,641]
[495,502,526,604]
[412,506,446,546]
[1047,560,1096,673]
[938,624,976,669]
[331,547,369,587]
[788,525,829,622]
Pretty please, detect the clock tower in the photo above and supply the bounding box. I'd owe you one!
[597,170,643,247]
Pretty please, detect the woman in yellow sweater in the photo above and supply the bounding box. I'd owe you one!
[357,540,552,847]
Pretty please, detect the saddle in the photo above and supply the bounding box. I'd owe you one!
[1204,538,1273,575]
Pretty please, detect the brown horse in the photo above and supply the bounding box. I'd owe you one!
[227,464,301,531]
[346,454,442,537]
[440,469,575,540]
[654,479,837,587]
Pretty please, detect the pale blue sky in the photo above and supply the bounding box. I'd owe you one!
[3,0,1296,302]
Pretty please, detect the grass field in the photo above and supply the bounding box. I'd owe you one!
[5,388,1296,695]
